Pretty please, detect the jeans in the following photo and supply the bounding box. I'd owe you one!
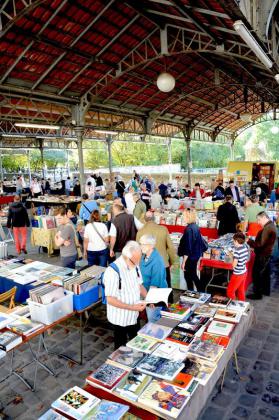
[146,306,162,322]
[65,189,70,196]
[60,253,77,269]
[13,226,27,254]
[184,258,202,291]
[87,248,108,267]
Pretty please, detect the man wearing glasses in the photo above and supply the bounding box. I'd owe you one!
[104,241,147,349]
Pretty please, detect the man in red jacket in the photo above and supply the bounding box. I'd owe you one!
[190,183,206,199]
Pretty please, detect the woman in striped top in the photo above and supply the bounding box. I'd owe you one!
[227,232,249,301]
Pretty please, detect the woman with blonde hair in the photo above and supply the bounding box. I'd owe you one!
[178,209,208,291]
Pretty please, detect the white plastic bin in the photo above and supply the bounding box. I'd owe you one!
[27,291,73,325]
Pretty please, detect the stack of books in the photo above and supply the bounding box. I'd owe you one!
[7,316,43,336]
[63,265,105,295]
[180,290,211,305]
[0,330,22,351]
[160,302,194,320]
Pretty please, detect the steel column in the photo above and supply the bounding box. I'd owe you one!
[75,128,85,194]
[186,138,192,187]
[167,138,172,182]
[106,135,113,176]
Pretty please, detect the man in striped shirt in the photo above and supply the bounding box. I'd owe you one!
[104,241,147,349]
[227,232,249,301]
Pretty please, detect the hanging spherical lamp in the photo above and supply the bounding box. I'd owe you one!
[156,72,175,92]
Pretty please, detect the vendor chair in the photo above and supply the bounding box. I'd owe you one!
[0,286,17,312]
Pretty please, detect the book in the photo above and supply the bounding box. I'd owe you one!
[177,314,210,336]
[126,335,160,354]
[108,346,144,369]
[227,300,250,314]
[160,303,193,320]
[0,313,14,330]
[88,400,129,420]
[182,356,217,386]
[51,386,100,419]
[214,308,242,324]
[0,330,22,351]
[194,304,217,318]
[207,320,235,337]
[180,290,211,304]
[170,370,193,389]
[166,328,195,346]
[136,354,184,381]
[201,332,230,348]
[138,380,190,418]
[188,339,224,363]
[140,288,172,306]
[138,322,172,341]
[152,341,189,362]
[116,370,152,401]
[86,363,128,390]
[209,295,231,308]
[156,316,180,329]
[7,317,43,336]
[38,409,67,419]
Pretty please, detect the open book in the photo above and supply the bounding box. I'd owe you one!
[139,287,172,306]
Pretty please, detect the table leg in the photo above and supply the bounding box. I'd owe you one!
[80,312,83,365]
[29,335,56,391]
[0,349,34,391]
[234,351,240,375]
[219,364,227,392]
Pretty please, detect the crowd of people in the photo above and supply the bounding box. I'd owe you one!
[4,169,278,348]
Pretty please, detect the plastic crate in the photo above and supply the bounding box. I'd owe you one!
[73,285,99,311]
[27,291,73,325]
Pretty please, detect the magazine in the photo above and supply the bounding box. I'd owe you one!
[138,322,172,341]
[126,335,160,354]
[116,370,152,401]
[88,400,129,420]
[188,339,224,363]
[214,308,242,324]
[51,386,100,420]
[152,341,189,362]
[138,380,190,418]
[182,356,217,386]
[207,320,235,337]
[136,355,184,381]
[108,346,144,369]
[86,363,128,390]
[140,287,172,306]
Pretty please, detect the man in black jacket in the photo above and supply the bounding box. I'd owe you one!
[7,195,30,254]
[217,195,240,236]
[225,180,240,202]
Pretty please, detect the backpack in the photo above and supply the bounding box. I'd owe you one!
[99,262,122,305]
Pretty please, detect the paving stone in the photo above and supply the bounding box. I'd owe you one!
[200,406,225,420]
[245,381,264,395]
[232,406,251,418]
[258,407,279,419]
[254,361,271,372]
[211,391,232,408]
[266,381,279,395]
[238,394,257,407]
[273,361,279,371]
[238,346,258,359]
[258,351,275,362]
[270,372,279,382]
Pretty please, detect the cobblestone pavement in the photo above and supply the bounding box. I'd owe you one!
[0,234,278,419]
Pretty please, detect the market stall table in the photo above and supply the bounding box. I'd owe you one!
[0,196,14,205]
[31,227,58,255]
[27,197,81,211]
[0,275,37,303]
[201,252,254,293]
[161,223,219,239]
[85,308,254,420]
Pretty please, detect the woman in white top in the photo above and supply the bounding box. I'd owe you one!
[31,178,42,198]
[83,209,109,267]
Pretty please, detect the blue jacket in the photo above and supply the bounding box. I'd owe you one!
[179,223,207,260]
[140,248,167,291]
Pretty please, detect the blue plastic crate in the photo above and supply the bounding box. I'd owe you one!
[73,285,99,311]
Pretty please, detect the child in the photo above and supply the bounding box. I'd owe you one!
[227,232,249,301]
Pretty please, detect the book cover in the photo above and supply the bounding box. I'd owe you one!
[178,314,210,334]
[88,400,129,420]
[87,363,128,389]
[126,335,159,354]
[209,295,231,307]
[180,290,211,304]
[160,303,192,320]
[156,317,180,329]
[166,328,195,346]
[0,331,22,351]
[116,370,152,401]
[138,322,172,341]
[38,409,67,419]
[143,287,172,306]
[0,313,14,330]
[136,355,184,381]
[188,339,224,362]
[182,357,217,386]
[214,308,242,324]
[51,386,100,420]
[7,317,43,336]
[207,320,234,337]
[138,380,190,418]
[152,341,189,362]
[227,300,250,314]
[194,304,216,318]
[201,332,230,348]
[169,370,193,389]
[108,346,144,369]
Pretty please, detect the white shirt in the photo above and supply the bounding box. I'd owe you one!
[151,192,162,209]
[84,222,108,251]
[104,256,143,326]
[125,192,135,214]
[31,181,41,194]
[109,222,117,238]
[65,179,71,190]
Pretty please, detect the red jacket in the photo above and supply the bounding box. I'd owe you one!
[190,189,205,198]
